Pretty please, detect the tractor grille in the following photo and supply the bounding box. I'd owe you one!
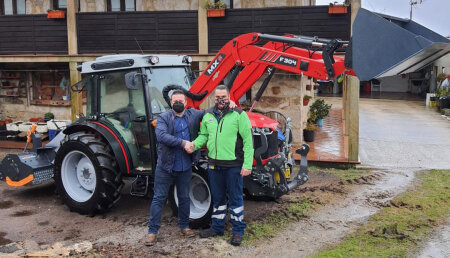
[253,129,278,159]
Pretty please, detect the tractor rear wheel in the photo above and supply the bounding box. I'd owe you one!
[54,132,123,215]
[169,166,212,229]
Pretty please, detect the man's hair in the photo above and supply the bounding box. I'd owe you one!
[215,84,230,93]
[171,89,186,100]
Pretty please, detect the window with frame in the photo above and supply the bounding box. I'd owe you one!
[53,0,67,10]
[107,0,135,12]
[1,0,26,15]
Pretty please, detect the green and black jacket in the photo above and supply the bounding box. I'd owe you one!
[193,107,254,170]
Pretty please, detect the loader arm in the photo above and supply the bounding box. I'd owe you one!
[187,32,354,108]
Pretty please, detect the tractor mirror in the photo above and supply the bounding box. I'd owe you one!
[125,72,140,90]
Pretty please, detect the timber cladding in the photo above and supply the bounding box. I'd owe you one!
[0,14,68,54]
[77,11,198,54]
[208,6,351,53]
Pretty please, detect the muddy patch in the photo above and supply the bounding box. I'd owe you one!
[11,210,35,217]
[0,200,14,209]
[0,232,12,246]
[38,221,50,226]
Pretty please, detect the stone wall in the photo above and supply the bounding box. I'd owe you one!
[78,0,314,12]
[234,0,315,8]
[250,72,314,148]
[26,0,51,14]
[0,99,72,121]
[80,0,106,12]
[136,0,198,11]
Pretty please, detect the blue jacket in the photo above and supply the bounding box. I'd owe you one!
[155,108,205,172]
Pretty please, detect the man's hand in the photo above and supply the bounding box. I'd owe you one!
[229,100,237,109]
[184,141,195,154]
[240,168,251,176]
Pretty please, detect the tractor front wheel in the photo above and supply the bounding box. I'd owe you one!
[169,166,212,228]
[54,132,123,215]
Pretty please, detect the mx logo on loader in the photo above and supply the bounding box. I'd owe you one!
[205,54,226,76]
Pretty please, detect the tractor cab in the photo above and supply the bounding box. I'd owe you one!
[73,54,195,172]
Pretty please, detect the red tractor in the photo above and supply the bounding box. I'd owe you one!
[1,9,448,227]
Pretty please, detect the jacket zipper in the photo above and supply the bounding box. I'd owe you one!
[214,114,225,162]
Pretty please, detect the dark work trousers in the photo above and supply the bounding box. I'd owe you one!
[209,166,246,236]
[148,166,192,234]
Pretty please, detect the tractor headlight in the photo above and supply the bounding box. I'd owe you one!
[183,56,193,64]
[148,56,159,65]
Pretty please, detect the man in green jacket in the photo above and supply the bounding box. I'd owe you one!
[191,85,254,246]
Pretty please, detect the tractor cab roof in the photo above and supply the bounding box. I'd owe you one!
[79,54,192,74]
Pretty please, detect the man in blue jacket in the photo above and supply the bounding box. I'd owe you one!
[145,90,203,245]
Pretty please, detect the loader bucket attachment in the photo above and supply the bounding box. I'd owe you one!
[348,8,450,81]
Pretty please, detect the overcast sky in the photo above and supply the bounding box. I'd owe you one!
[316,0,449,37]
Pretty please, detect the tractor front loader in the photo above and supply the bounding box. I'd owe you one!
[0,9,448,227]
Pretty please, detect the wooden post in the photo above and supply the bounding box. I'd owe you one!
[67,0,82,122]
[198,0,212,109]
[69,62,82,122]
[342,0,361,162]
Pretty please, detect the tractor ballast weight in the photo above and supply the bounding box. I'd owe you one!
[348,8,450,81]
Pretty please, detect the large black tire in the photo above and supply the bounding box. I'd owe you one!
[54,131,124,215]
[169,166,212,229]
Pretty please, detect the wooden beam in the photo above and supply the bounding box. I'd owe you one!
[346,75,359,162]
[69,62,82,122]
[67,0,82,121]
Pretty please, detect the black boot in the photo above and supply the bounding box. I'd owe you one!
[230,234,242,246]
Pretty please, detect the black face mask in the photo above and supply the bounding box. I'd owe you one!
[215,98,230,111]
[172,101,185,113]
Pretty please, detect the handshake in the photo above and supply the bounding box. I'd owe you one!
[183,141,195,154]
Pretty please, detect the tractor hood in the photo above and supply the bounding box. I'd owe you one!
[348,8,450,81]
[247,112,278,131]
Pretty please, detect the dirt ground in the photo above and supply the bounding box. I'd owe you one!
[0,149,383,257]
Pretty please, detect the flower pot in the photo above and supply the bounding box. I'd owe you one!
[328,5,348,14]
[303,130,315,142]
[306,84,312,91]
[47,10,65,19]
[317,118,323,127]
[303,99,310,106]
[207,9,225,17]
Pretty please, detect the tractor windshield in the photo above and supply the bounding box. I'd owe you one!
[145,67,194,114]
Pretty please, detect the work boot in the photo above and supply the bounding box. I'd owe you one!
[181,228,196,237]
[199,229,222,238]
[230,234,242,246]
[144,233,157,246]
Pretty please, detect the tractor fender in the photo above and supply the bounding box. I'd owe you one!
[63,122,132,175]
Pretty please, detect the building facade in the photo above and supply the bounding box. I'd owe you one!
[0,0,351,149]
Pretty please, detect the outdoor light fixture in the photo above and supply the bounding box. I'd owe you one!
[148,56,159,65]
[183,56,193,64]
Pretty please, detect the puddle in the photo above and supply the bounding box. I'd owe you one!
[11,210,35,217]
[0,232,12,246]
[0,200,14,209]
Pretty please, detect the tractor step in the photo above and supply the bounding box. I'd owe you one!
[130,175,149,197]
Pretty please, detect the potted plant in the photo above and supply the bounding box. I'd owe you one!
[206,1,226,17]
[306,84,312,91]
[44,112,55,121]
[303,95,312,106]
[47,9,65,19]
[303,113,317,142]
[328,2,348,14]
[309,99,332,127]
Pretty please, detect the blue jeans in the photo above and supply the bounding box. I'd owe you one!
[148,166,192,234]
[209,166,246,236]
